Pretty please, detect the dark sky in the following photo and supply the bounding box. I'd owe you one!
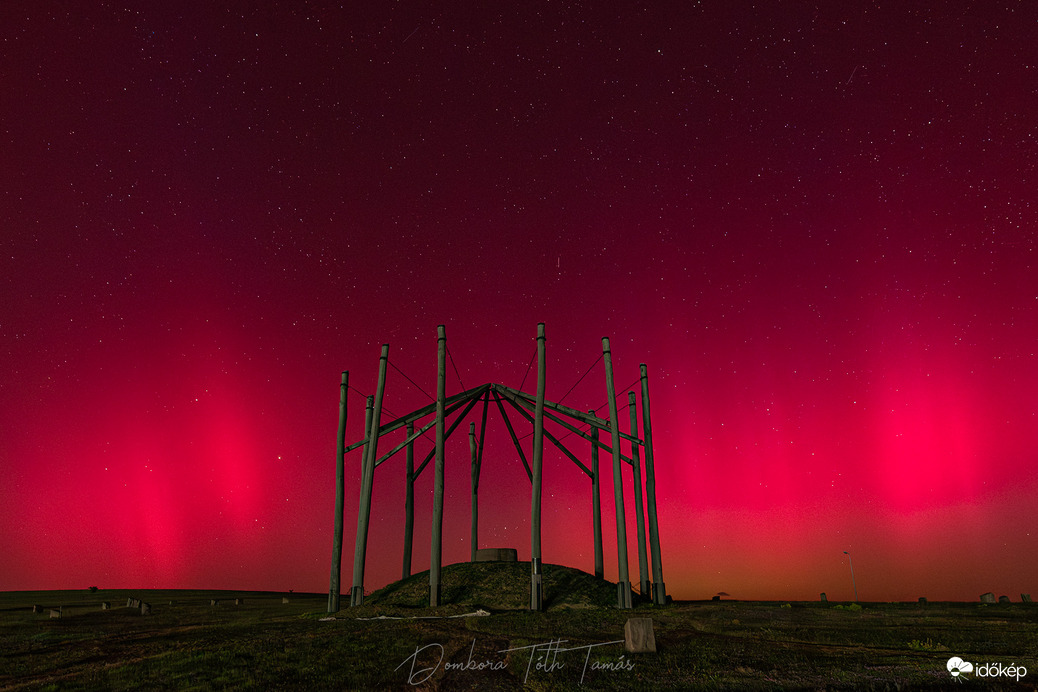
[1,2,1035,601]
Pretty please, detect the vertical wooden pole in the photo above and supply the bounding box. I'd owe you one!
[640,363,667,605]
[590,409,603,579]
[603,337,632,609]
[328,371,348,613]
[469,421,478,562]
[352,345,389,606]
[430,325,447,606]
[628,391,650,599]
[530,322,546,610]
[402,420,415,579]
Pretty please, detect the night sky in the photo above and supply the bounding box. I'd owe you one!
[2,2,1036,603]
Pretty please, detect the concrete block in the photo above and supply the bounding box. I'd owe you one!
[624,617,656,653]
[474,548,518,562]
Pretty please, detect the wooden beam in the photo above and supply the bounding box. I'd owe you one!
[496,386,635,466]
[414,387,487,478]
[603,337,631,609]
[496,388,592,478]
[328,370,348,613]
[641,363,666,605]
[430,326,446,607]
[629,390,650,599]
[352,345,388,606]
[343,383,492,452]
[492,383,643,445]
[493,393,532,481]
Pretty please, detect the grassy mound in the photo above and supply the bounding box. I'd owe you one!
[364,560,619,611]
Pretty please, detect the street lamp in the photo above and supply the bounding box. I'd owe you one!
[843,551,857,602]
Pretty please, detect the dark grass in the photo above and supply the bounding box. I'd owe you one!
[2,568,1037,690]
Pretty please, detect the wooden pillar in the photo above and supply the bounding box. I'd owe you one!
[352,345,388,606]
[640,363,667,605]
[590,409,603,579]
[430,325,447,606]
[402,420,415,579]
[328,371,348,613]
[469,421,478,562]
[603,337,632,609]
[530,322,546,610]
[628,391,650,599]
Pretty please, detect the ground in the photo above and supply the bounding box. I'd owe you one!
[2,564,1036,690]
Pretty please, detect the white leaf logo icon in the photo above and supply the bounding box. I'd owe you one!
[947,657,974,677]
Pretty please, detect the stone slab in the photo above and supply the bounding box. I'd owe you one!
[624,617,657,653]
[980,592,996,604]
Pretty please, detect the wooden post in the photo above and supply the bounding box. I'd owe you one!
[590,409,603,579]
[530,322,546,610]
[640,364,667,605]
[430,325,446,606]
[328,371,348,613]
[352,395,372,603]
[352,345,389,606]
[402,420,415,579]
[470,421,478,562]
[603,337,632,609]
[628,391,650,599]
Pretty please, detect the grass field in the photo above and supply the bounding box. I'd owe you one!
[2,563,1036,690]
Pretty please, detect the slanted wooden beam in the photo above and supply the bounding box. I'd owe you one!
[497,389,592,478]
[492,383,642,445]
[493,393,532,481]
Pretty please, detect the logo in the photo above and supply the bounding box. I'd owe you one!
[947,657,973,679]
[947,657,1027,682]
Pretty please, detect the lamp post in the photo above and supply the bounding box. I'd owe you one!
[843,551,857,602]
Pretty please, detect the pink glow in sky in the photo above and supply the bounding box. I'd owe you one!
[1,3,1035,602]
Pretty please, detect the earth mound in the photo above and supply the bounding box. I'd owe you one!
[364,561,619,611]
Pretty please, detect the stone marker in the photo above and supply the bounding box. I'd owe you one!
[32,605,42,613]
[282,597,290,604]
[918,597,927,604]
[211,599,219,606]
[49,609,61,619]
[127,598,134,607]
[998,595,1011,604]
[235,598,243,606]
[1022,594,1032,603]
[474,548,518,562]
[140,602,151,615]
[711,595,720,601]
[980,592,996,604]
[102,602,111,610]
[624,617,656,653]
[820,592,827,603]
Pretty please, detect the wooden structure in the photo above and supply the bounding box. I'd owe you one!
[328,324,667,612]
